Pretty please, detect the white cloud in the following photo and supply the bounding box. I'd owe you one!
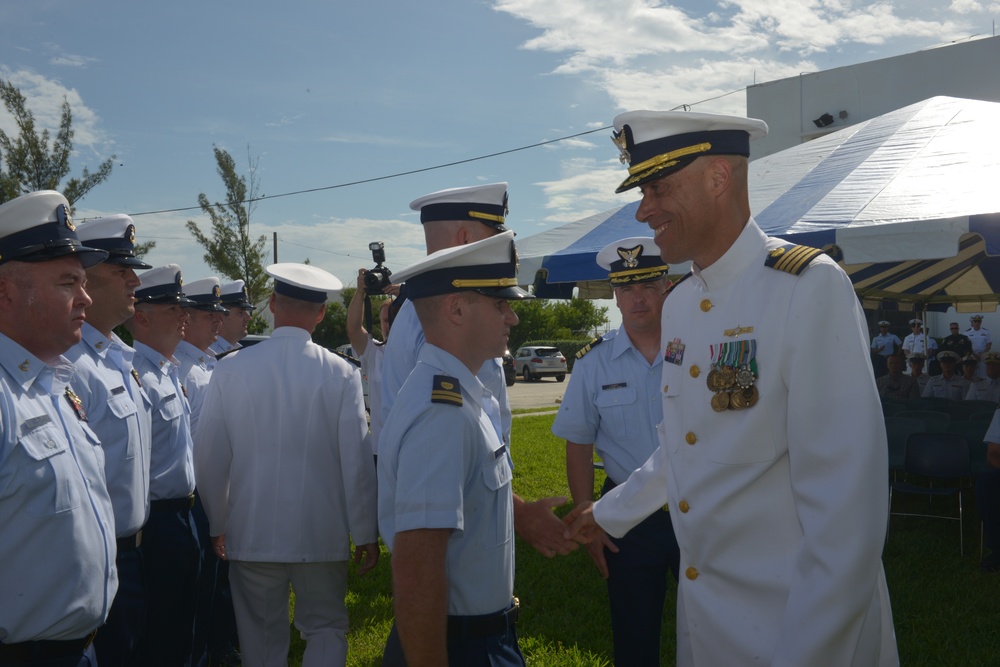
[493,0,988,224]
[0,68,111,153]
[49,53,98,68]
[534,156,637,223]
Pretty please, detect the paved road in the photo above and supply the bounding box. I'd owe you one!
[507,374,569,411]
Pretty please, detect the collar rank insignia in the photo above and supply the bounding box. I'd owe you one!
[663,272,691,298]
[765,244,824,276]
[431,375,463,407]
[576,336,604,360]
[65,388,88,421]
[131,368,143,388]
[181,384,188,398]
[18,360,30,373]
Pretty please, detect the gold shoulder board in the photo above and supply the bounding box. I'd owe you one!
[765,245,824,276]
[576,336,604,360]
[431,375,463,407]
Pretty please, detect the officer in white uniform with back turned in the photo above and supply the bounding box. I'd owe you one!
[379,230,533,666]
[0,190,117,664]
[195,263,378,667]
[67,214,153,665]
[553,237,679,666]
[565,110,897,666]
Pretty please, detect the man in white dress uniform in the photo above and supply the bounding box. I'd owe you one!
[566,110,898,667]
[194,263,378,667]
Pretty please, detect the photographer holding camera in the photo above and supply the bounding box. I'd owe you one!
[348,242,399,462]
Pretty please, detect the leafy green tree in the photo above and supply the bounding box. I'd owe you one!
[509,297,609,352]
[0,76,118,208]
[550,298,609,337]
[312,301,348,350]
[186,145,270,332]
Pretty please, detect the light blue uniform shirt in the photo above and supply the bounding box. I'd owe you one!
[66,323,152,537]
[870,332,902,358]
[381,299,511,445]
[133,341,196,501]
[378,344,514,616]
[552,327,663,485]
[209,336,239,361]
[0,333,118,642]
[174,340,215,435]
[967,377,1000,402]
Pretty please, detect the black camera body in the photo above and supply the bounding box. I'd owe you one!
[365,241,392,292]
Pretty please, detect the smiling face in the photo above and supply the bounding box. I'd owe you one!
[0,256,92,361]
[634,156,745,269]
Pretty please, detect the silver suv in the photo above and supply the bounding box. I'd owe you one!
[513,346,567,382]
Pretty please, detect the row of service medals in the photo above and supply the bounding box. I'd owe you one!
[707,341,759,411]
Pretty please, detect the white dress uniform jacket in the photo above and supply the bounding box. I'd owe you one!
[66,323,152,537]
[593,219,898,667]
[0,334,118,642]
[194,326,377,561]
[381,299,512,445]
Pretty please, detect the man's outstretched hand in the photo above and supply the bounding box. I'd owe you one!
[513,495,579,558]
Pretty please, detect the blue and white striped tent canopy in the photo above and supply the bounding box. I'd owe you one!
[519,96,1000,310]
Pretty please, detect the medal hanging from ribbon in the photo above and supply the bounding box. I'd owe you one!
[707,340,759,412]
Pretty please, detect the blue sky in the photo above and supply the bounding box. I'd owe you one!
[1,0,998,292]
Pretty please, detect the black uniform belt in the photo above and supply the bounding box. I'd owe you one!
[0,630,96,661]
[150,495,195,512]
[447,599,519,640]
[116,529,142,552]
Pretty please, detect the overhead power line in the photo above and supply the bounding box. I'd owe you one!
[124,126,612,218]
[120,85,746,220]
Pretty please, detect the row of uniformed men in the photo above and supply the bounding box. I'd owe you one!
[894,350,1000,401]
[0,190,253,665]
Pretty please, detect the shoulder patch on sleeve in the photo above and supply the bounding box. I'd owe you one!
[431,375,463,407]
[765,244,825,275]
[575,336,604,360]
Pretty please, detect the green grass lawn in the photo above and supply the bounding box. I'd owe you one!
[285,413,1000,666]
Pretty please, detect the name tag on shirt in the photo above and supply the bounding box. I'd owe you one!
[601,382,627,390]
[21,415,52,434]
[111,386,126,395]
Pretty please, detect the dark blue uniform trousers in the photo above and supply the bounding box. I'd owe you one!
[135,502,201,667]
[93,541,146,665]
[381,614,525,666]
[602,477,681,667]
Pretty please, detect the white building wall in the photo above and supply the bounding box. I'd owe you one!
[747,35,1000,159]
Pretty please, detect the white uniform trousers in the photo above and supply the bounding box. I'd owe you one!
[229,560,349,667]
